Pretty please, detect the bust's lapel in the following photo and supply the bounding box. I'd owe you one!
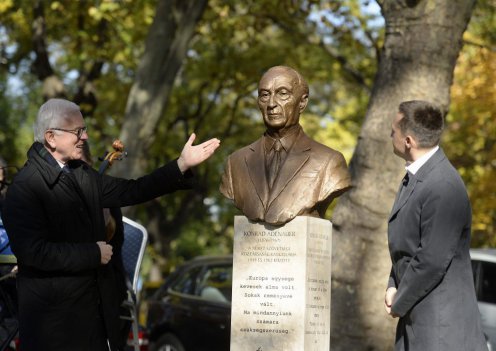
[245,139,269,208]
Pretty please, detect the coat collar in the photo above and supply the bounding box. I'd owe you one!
[412,147,446,181]
[27,142,89,187]
[27,142,64,187]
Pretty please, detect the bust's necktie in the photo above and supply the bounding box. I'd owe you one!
[268,140,282,189]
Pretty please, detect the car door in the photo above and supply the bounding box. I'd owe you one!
[473,259,496,350]
[188,263,232,351]
[164,261,231,351]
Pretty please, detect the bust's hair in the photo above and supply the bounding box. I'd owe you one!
[33,98,81,143]
[263,66,309,96]
[398,100,444,148]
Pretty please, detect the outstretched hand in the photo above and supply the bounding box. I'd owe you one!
[177,133,221,173]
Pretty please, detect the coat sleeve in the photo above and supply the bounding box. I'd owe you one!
[387,267,397,289]
[100,159,194,208]
[391,179,470,317]
[2,183,101,272]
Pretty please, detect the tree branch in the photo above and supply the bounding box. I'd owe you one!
[74,19,108,116]
[463,39,496,53]
[31,0,53,80]
[264,13,371,92]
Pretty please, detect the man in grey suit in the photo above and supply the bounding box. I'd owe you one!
[385,100,487,350]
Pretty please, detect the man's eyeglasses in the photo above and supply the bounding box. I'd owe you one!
[49,126,88,139]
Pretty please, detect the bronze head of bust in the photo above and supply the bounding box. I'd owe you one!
[220,66,351,225]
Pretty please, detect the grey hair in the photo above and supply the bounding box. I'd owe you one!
[33,98,81,143]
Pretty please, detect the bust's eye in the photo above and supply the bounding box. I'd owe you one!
[259,92,270,102]
[277,89,290,100]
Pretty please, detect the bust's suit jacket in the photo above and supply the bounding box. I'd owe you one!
[220,128,351,225]
[388,148,487,351]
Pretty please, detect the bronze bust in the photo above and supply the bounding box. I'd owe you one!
[220,66,351,225]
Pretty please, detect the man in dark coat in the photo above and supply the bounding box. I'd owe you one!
[385,100,487,351]
[1,98,220,351]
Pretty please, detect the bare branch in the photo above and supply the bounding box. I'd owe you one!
[463,39,496,52]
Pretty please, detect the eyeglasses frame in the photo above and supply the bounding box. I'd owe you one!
[48,126,88,139]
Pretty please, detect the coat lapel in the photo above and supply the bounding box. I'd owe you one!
[267,132,311,208]
[245,139,269,209]
[389,175,418,220]
[389,148,446,220]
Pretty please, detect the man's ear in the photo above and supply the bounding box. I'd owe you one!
[405,135,416,149]
[299,94,309,112]
[45,130,56,149]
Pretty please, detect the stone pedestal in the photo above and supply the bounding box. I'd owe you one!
[230,216,332,351]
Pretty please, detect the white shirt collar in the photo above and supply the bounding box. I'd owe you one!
[55,160,66,169]
[405,146,439,175]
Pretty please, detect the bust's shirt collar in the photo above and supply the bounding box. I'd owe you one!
[264,125,301,153]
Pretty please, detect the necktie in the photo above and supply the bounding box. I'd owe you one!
[61,165,71,173]
[398,172,410,201]
[268,140,282,189]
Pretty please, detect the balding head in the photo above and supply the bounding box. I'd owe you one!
[258,66,309,135]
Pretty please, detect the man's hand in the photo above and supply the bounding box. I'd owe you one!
[177,133,220,173]
[385,287,399,317]
[97,241,113,265]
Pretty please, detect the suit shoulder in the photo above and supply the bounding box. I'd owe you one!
[428,158,465,187]
[305,137,347,164]
[9,162,39,185]
[420,165,468,203]
[226,138,262,160]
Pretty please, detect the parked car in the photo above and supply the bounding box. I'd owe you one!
[146,255,232,351]
[471,248,496,351]
[147,250,496,351]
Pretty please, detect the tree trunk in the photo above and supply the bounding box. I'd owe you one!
[112,0,208,180]
[330,1,476,350]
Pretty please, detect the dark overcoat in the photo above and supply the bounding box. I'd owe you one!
[388,148,487,351]
[2,143,192,351]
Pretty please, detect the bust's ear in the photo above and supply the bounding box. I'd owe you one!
[299,94,309,113]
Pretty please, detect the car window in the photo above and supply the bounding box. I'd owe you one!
[170,266,203,295]
[479,261,496,304]
[197,265,232,303]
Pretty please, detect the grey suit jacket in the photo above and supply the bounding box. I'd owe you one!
[220,129,350,225]
[388,148,487,351]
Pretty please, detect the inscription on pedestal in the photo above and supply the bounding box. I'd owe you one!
[231,216,332,351]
